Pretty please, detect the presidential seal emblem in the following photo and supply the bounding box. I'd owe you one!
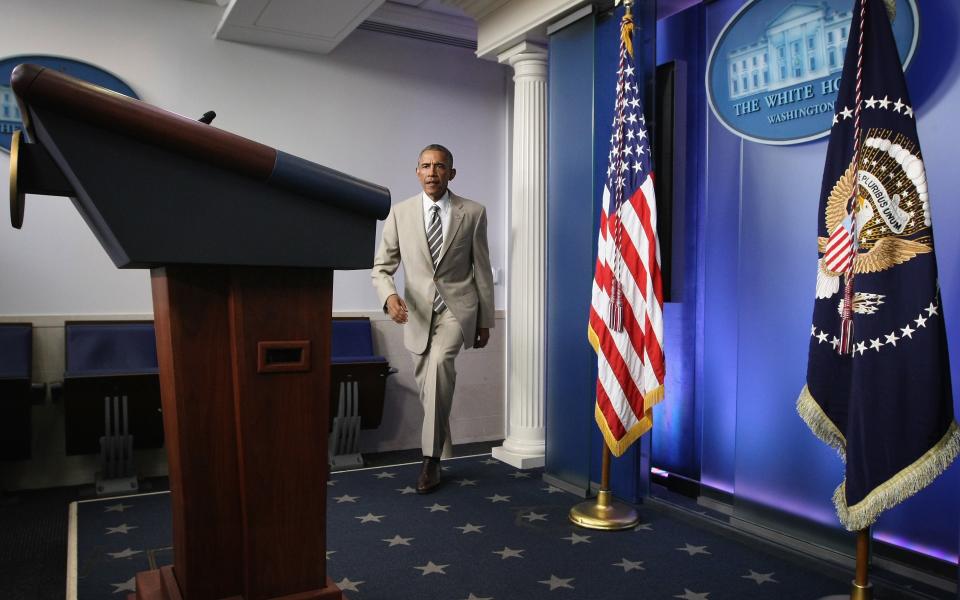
[816,127,931,302]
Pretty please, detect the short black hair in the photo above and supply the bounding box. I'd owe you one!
[418,144,454,169]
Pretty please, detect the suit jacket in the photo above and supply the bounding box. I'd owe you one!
[372,191,495,354]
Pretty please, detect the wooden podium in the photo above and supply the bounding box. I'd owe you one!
[9,64,391,599]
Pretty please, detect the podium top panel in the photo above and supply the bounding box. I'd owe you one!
[11,63,390,221]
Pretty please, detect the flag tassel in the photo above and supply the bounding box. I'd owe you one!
[608,280,624,332]
[838,266,855,355]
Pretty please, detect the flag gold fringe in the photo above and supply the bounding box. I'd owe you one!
[835,421,960,531]
[588,323,663,457]
[796,385,847,461]
[594,387,662,457]
[798,385,960,531]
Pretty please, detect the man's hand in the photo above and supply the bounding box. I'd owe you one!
[386,294,408,324]
[474,327,490,349]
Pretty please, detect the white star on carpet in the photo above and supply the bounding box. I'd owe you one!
[674,589,709,599]
[482,458,500,465]
[396,486,417,494]
[542,486,564,494]
[336,577,363,592]
[110,577,136,593]
[414,561,449,575]
[334,494,359,503]
[108,548,143,559]
[742,570,778,584]
[462,594,493,600]
[676,543,710,556]
[382,534,413,547]
[486,494,510,503]
[374,471,396,479]
[326,550,336,559]
[104,503,132,513]
[327,479,337,486]
[492,546,524,559]
[456,523,484,534]
[538,575,575,590]
[613,558,644,572]
[105,524,138,534]
[562,533,591,545]
[456,479,478,486]
[509,471,531,479]
[634,522,653,531]
[356,513,385,523]
[521,511,547,522]
[425,503,450,512]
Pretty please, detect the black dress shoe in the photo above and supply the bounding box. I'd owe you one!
[416,457,441,494]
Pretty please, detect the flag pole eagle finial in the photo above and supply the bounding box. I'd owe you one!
[620,0,634,58]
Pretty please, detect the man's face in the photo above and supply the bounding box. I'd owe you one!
[416,149,456,200]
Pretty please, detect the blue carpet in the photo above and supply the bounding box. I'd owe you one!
[72,454,851,599]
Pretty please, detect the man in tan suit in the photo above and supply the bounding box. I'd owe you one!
[371,144,495,493]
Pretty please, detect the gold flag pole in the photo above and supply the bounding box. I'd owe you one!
[818,528,872,600]
[569,443,640,530]
[851,528,873,599]
[570,0,641,534]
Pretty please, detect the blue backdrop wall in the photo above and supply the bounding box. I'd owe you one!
[546,0,960,567]
[656,0,960,563]
[545,4,657,504]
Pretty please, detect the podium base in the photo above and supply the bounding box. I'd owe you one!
[130,566,346,600]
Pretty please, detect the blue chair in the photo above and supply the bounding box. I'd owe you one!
[0,323,33,460]
[328,318,393,469]
[62,321,163,456]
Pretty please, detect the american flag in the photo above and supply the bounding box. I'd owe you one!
[588,7,665,458]
[823,212,855,274]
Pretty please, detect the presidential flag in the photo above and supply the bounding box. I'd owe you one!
[588,6,665,458]
[799,0,960,531]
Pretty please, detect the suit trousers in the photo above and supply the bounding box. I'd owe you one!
[412,309,463,458]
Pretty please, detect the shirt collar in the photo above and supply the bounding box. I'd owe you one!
[422,190,451,214]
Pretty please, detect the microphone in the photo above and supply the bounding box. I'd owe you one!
[198,111,216,124]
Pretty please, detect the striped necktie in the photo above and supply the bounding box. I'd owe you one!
[427,204,446,313]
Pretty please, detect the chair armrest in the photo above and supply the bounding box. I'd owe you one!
[30,382,46,405]
[49,381,63,403]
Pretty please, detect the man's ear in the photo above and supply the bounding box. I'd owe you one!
[449,168,457,181]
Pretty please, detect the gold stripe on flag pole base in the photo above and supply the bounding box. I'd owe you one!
[569,443,640,530]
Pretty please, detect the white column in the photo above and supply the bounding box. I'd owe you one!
[492,41,548,470]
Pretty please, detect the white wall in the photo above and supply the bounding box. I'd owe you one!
[0,0,509,488]
[0,0,509,314]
